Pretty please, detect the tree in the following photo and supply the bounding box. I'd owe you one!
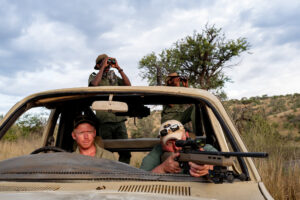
[138,50,174,86]
[139,24,250,90]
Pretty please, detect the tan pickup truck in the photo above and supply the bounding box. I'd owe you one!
[0,86,273,200]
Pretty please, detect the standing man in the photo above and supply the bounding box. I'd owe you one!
[161,72,189,123]
[72,114,116,160]
[88,54,131,164]
[140,120,216,177]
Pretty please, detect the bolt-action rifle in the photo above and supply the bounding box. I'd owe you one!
[161,137,268,183]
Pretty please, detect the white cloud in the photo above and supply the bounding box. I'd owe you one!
[225,42,300,99]
[11,14,93,64]
[1,0,300,115]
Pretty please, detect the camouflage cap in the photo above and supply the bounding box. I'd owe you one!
[94,54,108,69]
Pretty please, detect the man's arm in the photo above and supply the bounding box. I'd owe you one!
[152,152,212,177]
[151,153,181,174]
[111,58,131,86]
[118,69,131,86]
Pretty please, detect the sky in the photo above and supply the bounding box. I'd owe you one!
[0,0,300,115]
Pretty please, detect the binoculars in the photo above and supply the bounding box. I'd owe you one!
[107,58,116,65]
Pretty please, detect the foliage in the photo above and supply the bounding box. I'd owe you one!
[230,107,300,199]
[285,114,300,132]
[291,93,300,110]
[2,113,47,141]
[130,118,159,139]
[2,125,19,141]
[17,114,46,137]
[139,24,250,91]
[128,111,160,139]
[268,97,287,114]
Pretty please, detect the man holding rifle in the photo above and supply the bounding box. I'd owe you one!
[140,120,217,177]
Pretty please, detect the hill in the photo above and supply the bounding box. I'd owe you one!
[224,93,300,144]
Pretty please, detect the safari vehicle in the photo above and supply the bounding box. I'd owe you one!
[0,86,273,200]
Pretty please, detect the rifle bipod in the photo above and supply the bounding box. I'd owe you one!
[209,166,247,184]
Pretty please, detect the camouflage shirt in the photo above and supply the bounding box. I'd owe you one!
[161,104,190,123]
[88,70,124,86]
[88,70,126,123]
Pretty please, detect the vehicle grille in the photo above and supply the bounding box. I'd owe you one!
[0,185,60,191]
[118,184,191,196]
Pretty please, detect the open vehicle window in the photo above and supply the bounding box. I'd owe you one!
[0,107,51,161]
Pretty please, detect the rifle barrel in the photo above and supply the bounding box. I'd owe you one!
[188,151,268,158]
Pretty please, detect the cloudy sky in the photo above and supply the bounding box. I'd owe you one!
[0,0,299,115]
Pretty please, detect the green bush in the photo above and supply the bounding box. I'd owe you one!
[130,117,159,138]
[2,125,19,141]
[17,114,46,137]
[128,111,160,139]
[2,113,47,141]
[268,98,287,114]
[291,93,300,109]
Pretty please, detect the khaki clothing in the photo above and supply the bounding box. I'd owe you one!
[95,110,126,124]
[88,69,131,164]
[89,70,126,123]
[74,143,116,161]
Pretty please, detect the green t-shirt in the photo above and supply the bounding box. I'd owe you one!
[140,143,217,171]
[74,143,116,161]
[88,70,126,123]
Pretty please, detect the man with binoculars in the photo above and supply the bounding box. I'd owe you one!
[88,54,131,164]
[89,54,131,87]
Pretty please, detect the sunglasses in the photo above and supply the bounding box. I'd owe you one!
[160,124,180,137]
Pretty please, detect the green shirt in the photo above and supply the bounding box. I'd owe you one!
[88,70,124,86]
[161,104,189,123]
[140,143,217,171]
[74,143,116,161]
[88,70,126,123]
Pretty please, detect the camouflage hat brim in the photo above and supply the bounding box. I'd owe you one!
[94,54,108,69]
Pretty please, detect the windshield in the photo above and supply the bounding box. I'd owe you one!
[0,91,250,184]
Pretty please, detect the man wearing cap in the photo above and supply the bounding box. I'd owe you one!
[140,120,216,177]
[88,54,131,87]
[161,72,190,123]
[88,54,131,164]
[72,115,116,160]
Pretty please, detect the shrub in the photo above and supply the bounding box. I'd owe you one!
[237,111,300,199]
[17,114,46,137]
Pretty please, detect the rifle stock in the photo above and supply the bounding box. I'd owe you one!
[161,152,233,167]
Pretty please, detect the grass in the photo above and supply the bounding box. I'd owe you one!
[0,135,42,160]
[239,113,300,200]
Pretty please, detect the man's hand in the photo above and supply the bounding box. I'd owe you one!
[109,57,120,70]
[98,57,110,71]
[151,153,181,174]
[189,162,213,177]
[162,153,181,173]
